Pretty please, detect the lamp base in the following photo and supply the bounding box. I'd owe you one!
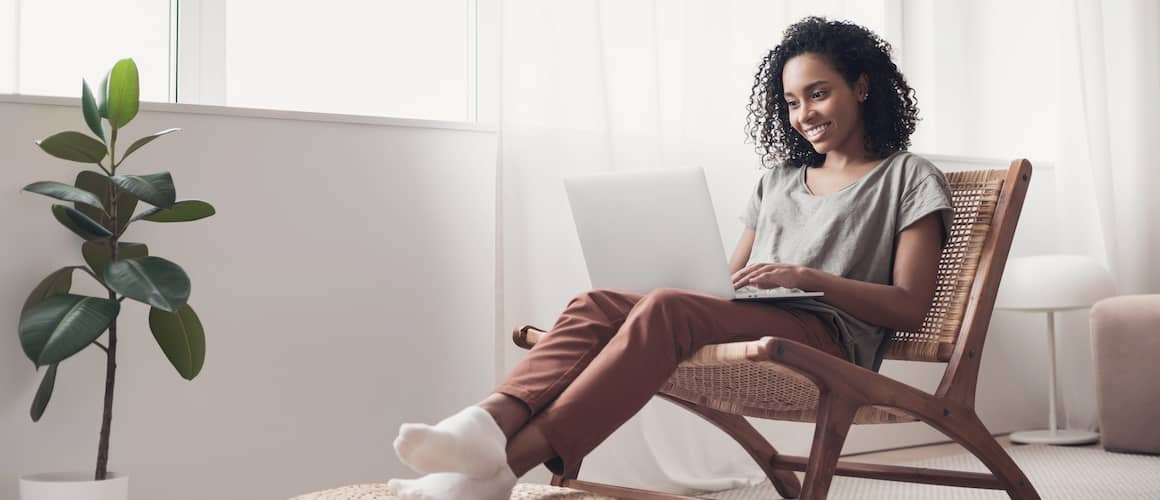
[1009,429,1100,445]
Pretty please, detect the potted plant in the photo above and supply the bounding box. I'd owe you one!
[16,58,215,500]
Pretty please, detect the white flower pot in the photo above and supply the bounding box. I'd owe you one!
[19,472,128,500]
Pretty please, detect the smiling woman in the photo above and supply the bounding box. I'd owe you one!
[746,17,919,169]
[384,15,954,500]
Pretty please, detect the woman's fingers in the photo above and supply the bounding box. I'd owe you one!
[752,271,781,289]
[733,263,784,288]
[732,264,766,287]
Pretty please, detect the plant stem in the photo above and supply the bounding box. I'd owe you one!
[95,127,120,482]
[94,312,116,481]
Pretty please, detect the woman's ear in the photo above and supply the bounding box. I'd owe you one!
[856,74,870,102]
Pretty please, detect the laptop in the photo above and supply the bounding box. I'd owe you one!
[563,166,824,302]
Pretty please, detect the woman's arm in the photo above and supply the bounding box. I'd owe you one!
[732,213,943,331]
[728,227,757,274]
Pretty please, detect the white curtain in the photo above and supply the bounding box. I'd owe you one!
[1056,0,1160,294]
[497,0,896,492]
[498,0,1160,492]
[907,0,1160,442]
[1052,0,1160,432]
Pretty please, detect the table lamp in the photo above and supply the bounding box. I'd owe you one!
[995,254,1117,445]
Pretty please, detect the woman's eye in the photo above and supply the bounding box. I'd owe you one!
[786,100,799,108]
[812,90,828,99]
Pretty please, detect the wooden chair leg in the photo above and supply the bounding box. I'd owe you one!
[934,411,1040,500]
[660,395,801,498]
[800,396,859,500]
[550,458,583,487]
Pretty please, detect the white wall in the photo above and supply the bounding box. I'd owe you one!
[0,97,498,500]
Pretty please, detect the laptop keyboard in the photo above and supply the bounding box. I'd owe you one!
[735,286,807,295]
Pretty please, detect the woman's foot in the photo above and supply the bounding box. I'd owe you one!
[393,406,508,478]
[386,467,517,500]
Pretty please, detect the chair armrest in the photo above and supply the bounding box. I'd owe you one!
[761,337,966,421]
[513,324,547,349]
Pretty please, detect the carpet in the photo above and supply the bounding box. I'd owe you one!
[292,445,1160,499]
[708,445,1160,499]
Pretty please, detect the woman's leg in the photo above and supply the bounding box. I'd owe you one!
[393,289,643,476]
[388,288,844,499]
[517,288,846,476]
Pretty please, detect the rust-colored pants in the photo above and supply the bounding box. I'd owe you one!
[493,288,847,474]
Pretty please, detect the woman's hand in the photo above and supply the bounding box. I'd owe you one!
[732,262,816,290]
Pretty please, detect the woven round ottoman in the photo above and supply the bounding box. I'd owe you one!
[290,482,617,500]
[1091,294,1160,454]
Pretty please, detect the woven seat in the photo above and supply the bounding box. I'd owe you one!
[515,161,1041,499]
[662,351,919,425]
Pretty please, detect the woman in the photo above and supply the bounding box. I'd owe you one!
[387,16,953,500]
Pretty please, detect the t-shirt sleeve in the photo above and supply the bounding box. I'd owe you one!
[898,173,954,244]
[739,175,765,228]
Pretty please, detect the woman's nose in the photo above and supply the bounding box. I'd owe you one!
[801,105,818,120]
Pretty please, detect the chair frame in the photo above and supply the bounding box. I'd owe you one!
[514,159,1037,499]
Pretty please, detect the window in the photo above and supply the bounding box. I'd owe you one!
[1,0,170,101]
[191,0,480,122]
[3,0,486,123]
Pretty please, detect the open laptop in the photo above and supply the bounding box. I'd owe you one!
[564,166,824,301]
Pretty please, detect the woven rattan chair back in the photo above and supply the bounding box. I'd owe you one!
[883,169,1008,363]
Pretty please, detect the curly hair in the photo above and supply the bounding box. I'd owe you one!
[745,17,919,168]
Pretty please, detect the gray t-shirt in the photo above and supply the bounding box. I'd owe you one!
[740,151,954,371]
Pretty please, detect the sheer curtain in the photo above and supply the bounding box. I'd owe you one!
[497,0,896,492]
[497,1,1160,492]
[1052,0,1160,432]
[1056,0,1160,294]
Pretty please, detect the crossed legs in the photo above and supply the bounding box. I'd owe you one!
[388,288,845,499]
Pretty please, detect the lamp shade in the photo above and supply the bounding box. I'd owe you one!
[995,255,1117,311]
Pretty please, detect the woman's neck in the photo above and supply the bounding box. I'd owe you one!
[822,149,881,170]
[819,123,880,170]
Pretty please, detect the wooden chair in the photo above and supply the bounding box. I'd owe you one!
[513,159,1039,499]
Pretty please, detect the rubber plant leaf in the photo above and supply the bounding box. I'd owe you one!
[123,128,180,160]
[75,170,138,232]
[21,267,81,315]
[149,304,206,380]
[133,200,216,223]
[23,181,105,213]
[110,172,176,209]
[104,256,190,312]
[18,294,120,366]
[36,131,107,164]
[106,58,140,129]
[82,241,149,281]
[51,205,112,240]
[30,364,58,422]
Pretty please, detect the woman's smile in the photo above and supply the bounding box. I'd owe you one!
[801,121,833,141]
[780,52,868,158]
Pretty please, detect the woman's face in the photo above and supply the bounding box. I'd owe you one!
[781,53,868,157]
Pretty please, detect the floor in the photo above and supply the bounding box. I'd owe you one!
[842,433,1097,464]
[706,436,1158,499]
[844,435,1014,464]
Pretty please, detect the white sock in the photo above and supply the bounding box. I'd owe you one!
[386,467,517,500]
[393,406,508,478]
